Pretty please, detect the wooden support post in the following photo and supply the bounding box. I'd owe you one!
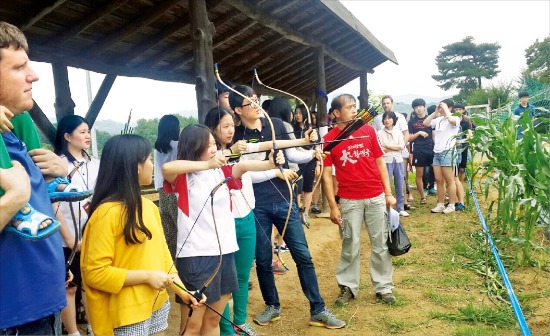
[358,71,369,110]
[28,100,56,144]
[52,63,75,122]
[84,74,117,128]
[189,0,216,123]
[314,46,327,127]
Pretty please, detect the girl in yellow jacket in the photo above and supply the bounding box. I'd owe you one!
[81,134,205,336]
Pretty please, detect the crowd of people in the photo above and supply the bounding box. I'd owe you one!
[2,20,525,336]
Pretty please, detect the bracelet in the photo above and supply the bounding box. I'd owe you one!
[385,194,392,197]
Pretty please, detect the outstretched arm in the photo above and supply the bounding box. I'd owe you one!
[162,156,226,184]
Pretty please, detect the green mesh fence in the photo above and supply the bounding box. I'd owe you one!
[468,78,549,131]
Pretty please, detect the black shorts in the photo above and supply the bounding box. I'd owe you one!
[175,253,238,304]
[63,247,82,288]
[458,149,468,169]
[298,163,315,193]
[412,152,433,167]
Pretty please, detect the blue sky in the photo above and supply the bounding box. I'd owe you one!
[30,1,550,123]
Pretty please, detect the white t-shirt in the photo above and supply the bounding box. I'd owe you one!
[153,140,178,189]
[59,155,100,247]
[373,113,409,158]
[430,116,460,153]
[166,167,239,257]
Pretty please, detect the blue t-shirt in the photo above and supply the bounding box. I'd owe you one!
[0,132,66,328]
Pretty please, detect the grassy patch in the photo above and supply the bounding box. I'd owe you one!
[430,303,515,328]
[380,316,405,334]
[424,289,454,306]
[438,272,473,289]
[453,325,501,336]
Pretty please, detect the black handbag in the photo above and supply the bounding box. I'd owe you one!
[387,223,411,256]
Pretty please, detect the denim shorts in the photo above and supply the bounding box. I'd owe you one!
[433,150,456,167]
[176,253,238,304]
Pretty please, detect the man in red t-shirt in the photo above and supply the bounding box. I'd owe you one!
[322,94,397,306]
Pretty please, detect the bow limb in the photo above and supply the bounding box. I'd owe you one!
[254,69,323,218]
[216,65,292,269]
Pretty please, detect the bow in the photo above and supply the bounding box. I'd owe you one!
[293,105,380,176]
[254,68,323,232]
[216,64,293,270]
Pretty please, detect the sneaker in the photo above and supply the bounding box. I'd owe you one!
[301,213,310,228]
[443,204,455,214]
[431,203,446,213]
[233,323,257,336]
[334,286,354,306]
[428,188,437,195]
[423,189,429,196]
[404,204,415,211]
[311,204,322,214]
[272,260,287,275]
[274,243,289,253]
[399,210,409,217]
[456,203,465,211]
[254,305,281,326]
[309,308,346,329]
[376,292,396,304]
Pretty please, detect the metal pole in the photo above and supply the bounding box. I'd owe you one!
[86,71,98,157]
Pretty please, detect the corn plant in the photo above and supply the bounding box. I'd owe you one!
[468,109,550,264]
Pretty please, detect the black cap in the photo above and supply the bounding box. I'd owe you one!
[518,91,529,98]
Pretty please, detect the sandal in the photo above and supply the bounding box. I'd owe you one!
[5,203,60,240]
[47,177,93,203]
[404,204,416,211]
[420,197,427,204]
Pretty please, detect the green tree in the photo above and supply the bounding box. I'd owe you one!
[524,36,549,84]
[94,129,112,156]
[133,118,160,147]
[457,82,515,110]
[433,36,501,94]
[133,114,198,147]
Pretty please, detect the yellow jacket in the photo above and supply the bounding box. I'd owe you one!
[81,198,175,335]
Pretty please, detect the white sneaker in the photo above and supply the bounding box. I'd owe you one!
[399,210,409,217]
[431,203,446,213]
[443,204,455,214]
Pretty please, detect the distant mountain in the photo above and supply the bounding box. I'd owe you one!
[393,94,452,119]
[394,94,450,106]
[93,119,132,135]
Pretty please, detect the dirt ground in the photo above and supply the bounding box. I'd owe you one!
[160,195,549,336]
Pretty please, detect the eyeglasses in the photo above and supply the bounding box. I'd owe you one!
[242,99,259,108]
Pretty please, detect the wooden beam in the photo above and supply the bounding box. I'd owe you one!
[257,49,313,85]
[28,100,56,145]
[52,0,131,45]
[228,0,372,72]
[314,46,327,127]
[85,74,117,128]
[358,71,368,110]
[51,63,75,122]
[269,0,300,15]
[28,44,195,83]
[283,59,340,93]
[20,0,68,31]
[132,0,226,68]
[86,0,184,57]
[189,0,217,123]
[122,15,191,64]
[163,8,244,70]
[219,34,283,68]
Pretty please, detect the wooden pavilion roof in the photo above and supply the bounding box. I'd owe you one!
[0,0,397,98]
